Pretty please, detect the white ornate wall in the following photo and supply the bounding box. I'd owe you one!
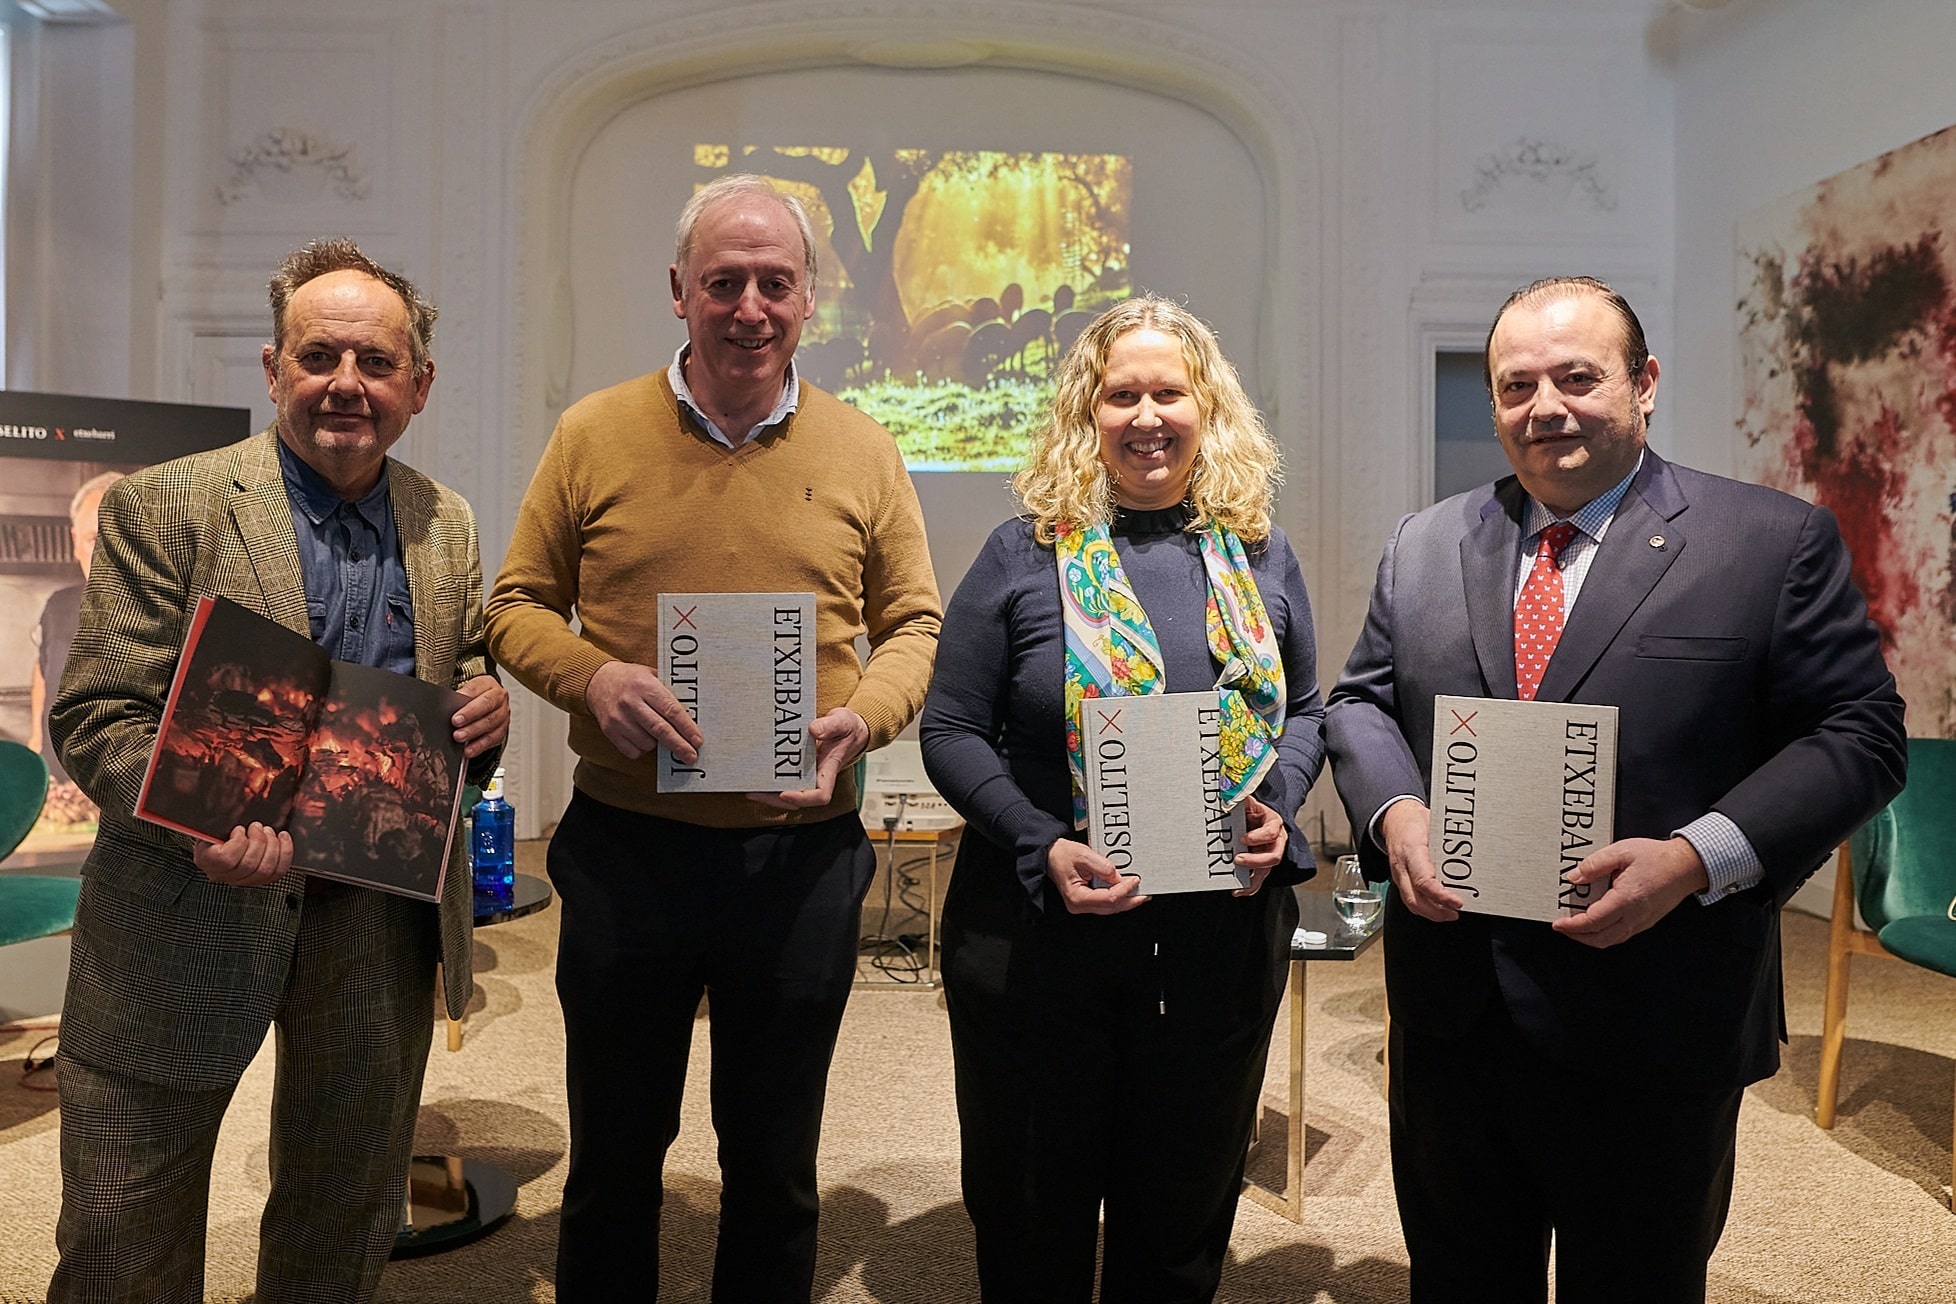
[24,0,1678,838]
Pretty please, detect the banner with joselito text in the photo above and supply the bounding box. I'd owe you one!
[1,391,249,864]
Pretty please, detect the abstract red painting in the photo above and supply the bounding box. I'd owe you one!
[1738,124,1956,738]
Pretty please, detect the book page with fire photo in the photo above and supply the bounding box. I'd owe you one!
[135,595,467,900]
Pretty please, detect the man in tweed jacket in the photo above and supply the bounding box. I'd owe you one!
[47,239,508,1304]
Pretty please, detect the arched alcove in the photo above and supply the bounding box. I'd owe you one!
[500,3,1323,827]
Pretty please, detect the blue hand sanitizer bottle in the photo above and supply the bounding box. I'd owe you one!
[471,768,515,900]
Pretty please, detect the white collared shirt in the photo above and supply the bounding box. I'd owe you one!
[668,343,801,448]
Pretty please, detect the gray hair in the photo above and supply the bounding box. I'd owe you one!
[268,237,437,376]
[69,470,124,525]
[674,174,817,287]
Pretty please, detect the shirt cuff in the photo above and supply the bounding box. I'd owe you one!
[1676,812,1764,905]
[1368,793,1423,850]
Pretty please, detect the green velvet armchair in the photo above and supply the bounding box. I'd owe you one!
[1815,737,1956,1206]
[0,740,80,948]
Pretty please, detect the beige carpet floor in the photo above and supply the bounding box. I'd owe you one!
[3,838,1955,1302]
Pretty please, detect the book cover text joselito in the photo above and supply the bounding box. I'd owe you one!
[657,592,817,793]
[1084,690,1250,894]
[1426,694,1619,922]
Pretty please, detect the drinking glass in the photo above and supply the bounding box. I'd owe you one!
[1331,854,1383,933]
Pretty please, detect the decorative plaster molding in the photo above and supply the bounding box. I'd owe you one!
[851,37,993,67]
[514,2,1315,217]
[1336,12,1394,637]
[1459,137,1615,214]
[217,128,370,206]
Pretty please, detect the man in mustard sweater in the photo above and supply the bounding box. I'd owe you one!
[485,174,940,1302]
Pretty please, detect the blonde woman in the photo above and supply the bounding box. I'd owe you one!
[921,297,1325,1301]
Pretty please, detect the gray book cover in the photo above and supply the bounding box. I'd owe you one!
[1426,694,1618,922]
[1084,690,1250,894]
[657,592,816,793]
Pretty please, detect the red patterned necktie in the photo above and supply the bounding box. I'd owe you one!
[1515,522,1579,702]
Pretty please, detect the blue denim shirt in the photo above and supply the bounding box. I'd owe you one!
[276,438,415,675]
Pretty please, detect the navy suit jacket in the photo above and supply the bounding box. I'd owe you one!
[1325,451,1906,1089]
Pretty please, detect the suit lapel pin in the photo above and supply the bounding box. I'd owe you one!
[1648,535,1666,550]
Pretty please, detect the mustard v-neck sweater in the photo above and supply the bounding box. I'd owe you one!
[487,368,941,827]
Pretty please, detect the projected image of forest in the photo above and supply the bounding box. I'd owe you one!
[694,145,1132,471]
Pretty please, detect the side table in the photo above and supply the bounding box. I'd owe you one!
[392,870,552,1257]
[855,821,960,989]
[1242,886,1383,1223]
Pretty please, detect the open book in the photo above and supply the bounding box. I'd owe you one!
[134,595,468,901]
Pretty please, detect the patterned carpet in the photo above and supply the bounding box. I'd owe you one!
[2,839,1954,1302]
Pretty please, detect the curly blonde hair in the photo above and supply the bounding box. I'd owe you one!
[1014,296,1281,544]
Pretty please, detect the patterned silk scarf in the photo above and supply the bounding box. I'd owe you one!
[1058,517,1286,827]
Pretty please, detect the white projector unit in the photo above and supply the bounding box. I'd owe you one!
[860,740,961,832]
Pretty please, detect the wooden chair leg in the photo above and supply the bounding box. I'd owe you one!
[1816,846,1856,1129]
[439,960,465,1051]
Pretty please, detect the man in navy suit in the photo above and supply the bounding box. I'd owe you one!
[1326,277,1905,1303]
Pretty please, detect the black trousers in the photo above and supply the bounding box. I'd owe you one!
[1389,998,1743,1304]
[548,792,874,1303]
[942,845,1297,1304]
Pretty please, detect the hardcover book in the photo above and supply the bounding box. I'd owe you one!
[1083,690,1250,894]
[135,595,469,901]
[657,592,817,793]
[1426,694,1619,922]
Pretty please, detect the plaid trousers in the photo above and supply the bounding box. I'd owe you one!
[49,881,439,1304]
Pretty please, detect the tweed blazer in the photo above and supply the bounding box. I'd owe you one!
[50,431,491,1090]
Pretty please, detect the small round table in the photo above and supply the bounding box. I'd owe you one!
[391,871,552,1258]
[471,870,553,927]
